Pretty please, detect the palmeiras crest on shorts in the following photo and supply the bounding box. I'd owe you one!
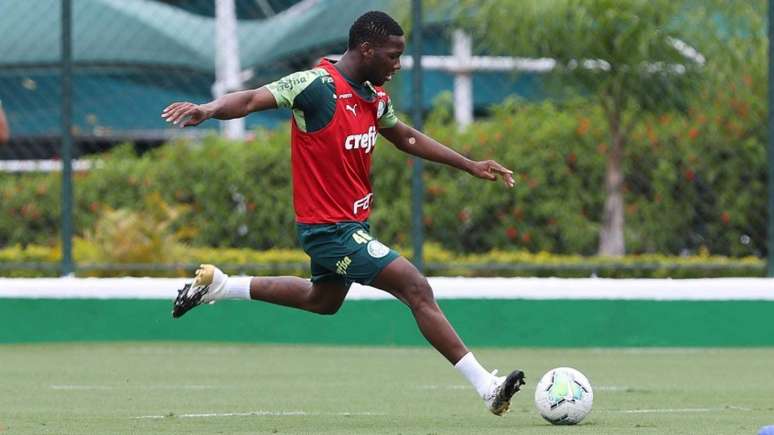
[367,240,390,258]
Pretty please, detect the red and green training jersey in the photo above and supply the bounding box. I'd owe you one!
[267,59,396,224]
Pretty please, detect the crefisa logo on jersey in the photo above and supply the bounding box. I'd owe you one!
[344,125,377,153]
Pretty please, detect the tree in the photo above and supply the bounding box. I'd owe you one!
[457,0,704,255]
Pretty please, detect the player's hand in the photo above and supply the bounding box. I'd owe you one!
[469,160,516,188]
[161,102,211,127]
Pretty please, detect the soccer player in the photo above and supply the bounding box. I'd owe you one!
[161,11,524,416]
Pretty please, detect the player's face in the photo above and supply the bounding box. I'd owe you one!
[364,35,404,86]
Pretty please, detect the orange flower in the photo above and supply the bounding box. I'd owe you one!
[646,125,657,144]
[427,185,445,197]
[21,203,41,220]
[576,117,590,136]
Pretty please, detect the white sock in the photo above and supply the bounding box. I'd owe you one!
[454,352,494,398]
[223,276,252,300]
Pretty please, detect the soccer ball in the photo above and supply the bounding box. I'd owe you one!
[534,367,593,425]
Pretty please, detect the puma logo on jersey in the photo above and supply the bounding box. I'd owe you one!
[344,126,377,154]
[345,104,358,116]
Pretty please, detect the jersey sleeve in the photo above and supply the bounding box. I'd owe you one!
[265,69,326,109]
[378,97,398,129]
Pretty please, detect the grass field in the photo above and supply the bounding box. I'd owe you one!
[1,343,772,434]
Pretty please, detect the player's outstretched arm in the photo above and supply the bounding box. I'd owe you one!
[380,120,516,188]
[161,87,277,128]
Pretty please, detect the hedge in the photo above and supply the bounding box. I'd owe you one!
[0,243,763,278]
[0,88,766,258]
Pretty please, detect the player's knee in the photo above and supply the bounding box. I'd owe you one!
[316,302,342,315]
[308,298,343,315]
[403,277,435,308]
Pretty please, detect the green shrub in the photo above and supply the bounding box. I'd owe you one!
[0,90,766,258]
[0,243,763,278]
[77,194,186,276]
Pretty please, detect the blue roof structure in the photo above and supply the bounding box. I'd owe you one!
[0,0,535,149]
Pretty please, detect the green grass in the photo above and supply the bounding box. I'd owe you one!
[1,344,772,434]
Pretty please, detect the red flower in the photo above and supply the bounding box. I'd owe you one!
[506,226,518,240]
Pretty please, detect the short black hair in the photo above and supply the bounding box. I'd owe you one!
[348,11,404,49]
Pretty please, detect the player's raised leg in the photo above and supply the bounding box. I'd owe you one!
[173,264,349,318]
[371,257,525,415]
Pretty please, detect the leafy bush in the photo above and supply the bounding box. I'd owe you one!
[77,194,186,276]
[0,91,766,258]
[0,243,762,278]
[0,239,765,278]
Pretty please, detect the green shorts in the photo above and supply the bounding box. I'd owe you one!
[296,221,399,288]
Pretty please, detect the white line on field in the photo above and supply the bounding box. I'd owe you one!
[416,384,469,390]
[50,385,112,390]
[50,384,219,390]
[594,385,631,391]
[132,410,385,419]
[605,406,752,414]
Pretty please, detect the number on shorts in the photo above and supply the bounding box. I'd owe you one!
[352,229,373,245]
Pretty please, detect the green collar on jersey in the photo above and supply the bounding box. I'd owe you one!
[332,63,378,102]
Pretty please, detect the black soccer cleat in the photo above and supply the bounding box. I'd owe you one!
[171,264,223,318]
[485,369,526,416]
[172,282,207,318]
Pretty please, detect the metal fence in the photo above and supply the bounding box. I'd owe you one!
[0,0,770,277]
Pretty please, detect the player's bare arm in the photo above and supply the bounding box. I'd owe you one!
[380,120,516,188]
[161,86,277,127]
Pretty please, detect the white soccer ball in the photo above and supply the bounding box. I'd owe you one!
[534,367,593,425]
